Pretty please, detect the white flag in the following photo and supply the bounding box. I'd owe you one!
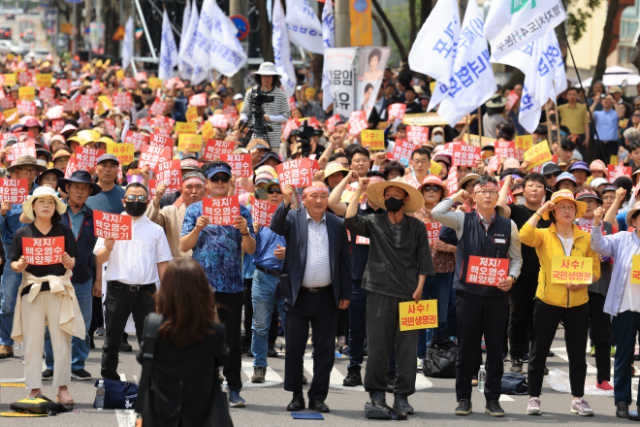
[484,0,566,62]
[191,0,215,70]
[178,0,191,79]
[159,10,179,81]
[500,31,567,133]
[286,0,323,54]
[121,16,134,71]
[429,0,496,126]
[179,0,199,69]
[191,63,208,85]
[325,47,357,118]
[208,0,248,76]
[321,0,335,110]
[408,0,460,84]
[273,0,296,97]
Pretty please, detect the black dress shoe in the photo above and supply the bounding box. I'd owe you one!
[616,402,629,418]
[343,368,363,387]
[120,340,133,352]
[309,399,330,413]
[287,391,305,411]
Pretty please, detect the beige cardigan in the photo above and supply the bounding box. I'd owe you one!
[11,269,85,341]
[145,198,192,259]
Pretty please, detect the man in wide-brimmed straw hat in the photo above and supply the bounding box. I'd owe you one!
[344,177,433,419]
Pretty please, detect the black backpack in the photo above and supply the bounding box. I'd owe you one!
[422,337,457,378]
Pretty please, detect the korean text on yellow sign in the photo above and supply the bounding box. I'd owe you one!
[429,160,442,176]
[148,77,163,89]
[399,300,438,331]
[349,0,373,46]
[551,256,593,284]
[115,69,125,80]
[201,121,214,140]
[36,73,52,88]
[106,143,135,166]
[185,107,199,123]
[3,73,16,86]
[524,141,552,169]
[19,86,35,101]
[175,122,197,134]
[632,255,640,284]
[515,135,533,151]
[361,129,384,150]
[178,134,202,152]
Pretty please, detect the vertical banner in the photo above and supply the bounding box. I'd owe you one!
[356,46,391,119]
[325,47,358,119]
[350,0,373,46]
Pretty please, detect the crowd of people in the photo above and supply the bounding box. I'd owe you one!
[1,54,640,422]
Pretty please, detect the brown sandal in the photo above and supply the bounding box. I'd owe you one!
[56,393,74,405]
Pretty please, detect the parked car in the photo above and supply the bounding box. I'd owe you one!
[5,13,14,20]
[27,48,49,62]
[0,27,12,40]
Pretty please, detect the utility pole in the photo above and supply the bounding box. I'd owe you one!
[335,0,349,47]
[229,0,247,93]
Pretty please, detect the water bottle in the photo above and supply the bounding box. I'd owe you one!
[478,365,486,393]
[221,380,229,393]
[12,342,21,358]
[96,379,106,410]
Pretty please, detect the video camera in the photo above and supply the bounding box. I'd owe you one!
[291,121,322,158]
[238,87,274,146]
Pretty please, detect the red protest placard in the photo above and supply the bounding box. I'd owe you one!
[388,103,407,121]
[447,164,458,196]
[149,98,167,116]
[148,179,158,199]
[282,118,300,140]
[391,139,419,161]
[137,116,150,128]
[406,126,430,145]
[203,196,240,225]
[505,90,520,113]
[104,119,116,138]
[0,98,15,110]
[326,114,341,133]
[124,130,149,151]
[123,77,136,90]
[151,115,174,129]
[113,91,132,110]
[287,97,297,111]
[349,110,368,136]
[149,133,174,151]
[16,100,36,116]
[78,95,93,110]
[189,93,207,107]
[495,140,516,159]
[607,165,631,183]
[155,159,181,193]
[140,145,172,170]
[23,237,65,265]
[223,105,238,117]
[251,199,278,227]
[75,147,105,169]
[209,114,229,129]
[452,144,481,167]
[426,222,441,245]
[487,155,501,173]
[204,139,235,160]
[93,211,132,240]
[466,255,509,286]
[51,119,65,133]
[39,87,55,102]
[276,158,320,189]
[63,98,78,112]
[0,178,28,203]
[64,155,90,178]
[221,153,252,177]
[6,141,36,162]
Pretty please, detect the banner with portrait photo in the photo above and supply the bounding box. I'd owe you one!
[356,46,390,120]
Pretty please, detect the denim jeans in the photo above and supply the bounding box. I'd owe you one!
[0,251,23,346]
[44,277,93,371]
[417,272,453,359]
[251,269,285,368]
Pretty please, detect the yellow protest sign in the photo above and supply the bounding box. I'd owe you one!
[551,256,593,284]
[201,121,214,140]
[18,86,35,101]
[106,143,135,165]
[464,134,496,148]
[36,73,52,87]
[175,122,197,134]
[610,155,619,166]
[632,255,640,284]
[524,140,552,169]
[115,69,125,80]
[148,77,163,89]
[178,134,202,152]
[6,53,14,62]
[429,160,442,176]
[515,134,533,151]
[186,107,199,123]
[361,129,384,150]
[399,300,438,331]
[3,73,16,86]
[4,108,18,124]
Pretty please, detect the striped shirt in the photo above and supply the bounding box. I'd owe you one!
[240,86,290,149]
[302,212,332,288]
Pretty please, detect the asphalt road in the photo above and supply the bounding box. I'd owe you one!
[0,327,636,426]
[0,12,53,55]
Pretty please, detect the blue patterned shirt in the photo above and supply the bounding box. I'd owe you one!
[181,201,255,293]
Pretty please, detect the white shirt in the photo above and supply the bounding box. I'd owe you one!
[94,214,173,285]
[619,245,640,314]
[301,212,332,288]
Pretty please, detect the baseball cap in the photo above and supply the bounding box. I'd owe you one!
[204,162,232,179]
[97,153,120,165]
[233,93,244,101]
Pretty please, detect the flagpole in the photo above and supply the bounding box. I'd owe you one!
[466,115,471,145]
[544,101,553,145]
[478,108,482,138]
[553,85,561,145]
[560,25,606,163]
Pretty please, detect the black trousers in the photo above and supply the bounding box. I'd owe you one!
[593,139,618,164]
[508,276,538,360]
[284,288,337,401]
[588,292,611,383]
[216,291,244,391]
[528,300,589,397]
[101,283,156,380]
[243,278,253,345]
[88,266,102,338]
[455,291,508,402]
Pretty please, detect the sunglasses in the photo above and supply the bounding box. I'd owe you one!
[545,172,561,178]
[267,188,282,194]
[125,195,148,203]
[210,174,231,183]
[421,185,442,193]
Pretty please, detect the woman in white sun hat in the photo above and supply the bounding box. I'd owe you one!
[8,186,83,406]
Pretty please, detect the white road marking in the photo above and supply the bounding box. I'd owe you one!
[115,410,136,427]
[0,377,25,383]
[551,347,597,374]
[499,394,515,402]
[241,361,284,387]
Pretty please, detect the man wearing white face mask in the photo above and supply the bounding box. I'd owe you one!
[432,127,445,145]
[496,173,551,374]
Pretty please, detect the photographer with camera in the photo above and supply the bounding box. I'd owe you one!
[290,122,324,160]
[237,62,290,150]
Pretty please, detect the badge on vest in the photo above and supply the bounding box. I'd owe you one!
[494,238,506,244]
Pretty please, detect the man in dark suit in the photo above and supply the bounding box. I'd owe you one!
[270,181,351,413]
